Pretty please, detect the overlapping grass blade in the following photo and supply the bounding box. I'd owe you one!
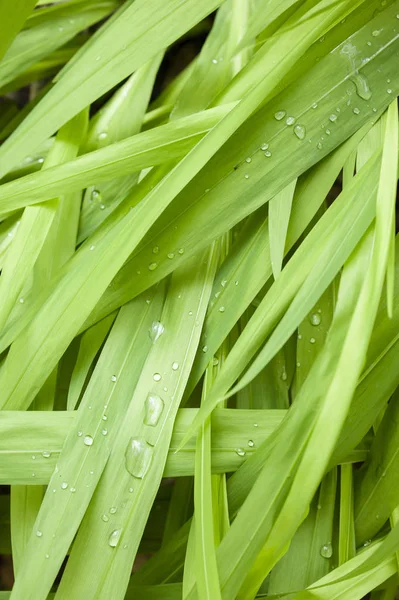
[0,0,224,176]
[0,1,117,89]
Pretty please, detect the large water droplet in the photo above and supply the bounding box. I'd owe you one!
[125,438,153,479]
[144,394,164,427]
[83,435,94,446]
[172,362,179,371]
[42,450,51,458]
[351,72,372,100]
[286,116,296,126]
[310,313,321,326]
[153,373,161,382]
[36,530,43,537]
[274,110,286,121]
[320,542,333,558]
[236,448,246,457]
[149,321,164,343]
[108,529,122,548]
[148,262,158,271]
[294,124,306,140]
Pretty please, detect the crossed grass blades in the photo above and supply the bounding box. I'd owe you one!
[0,0,398,598]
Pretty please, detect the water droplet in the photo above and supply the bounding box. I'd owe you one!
[297,361,301,368]
[375,514,380,520]
[320,542,333,558]
[235,280,239,285]
[102,514,109,522]
[108,529,122,548]
[125,438,153,479]
[32,455,36,460]
[253,423,258,427]
[110,507,117,514]
[372,29,381,37]
[83,435,93,446]
[98,132,108,141]
[111,375,117,382]
[45,554,50,559]
[172,362,179,371]
[248,440,255,448]
[42,451,51,458]
[152,246,159,254]
[202,345,208,352]
[144,393,164,427]
[286,116,296,126]
[19,297,24,304]
[329,114,337,122]
[264,150,272,157]
[90,245,95,251]
[281,371,287,381]
[178,248,184,255]
[212,59,218,64]
[36,530,43,537]
[317,142,323,150]
[387,89,392,94]
[61,482,68,490]
[100,204,105,210]
[351,72,372,100]
[236,448,246,457]
[245,157,252,163]
[70,487,76,493]
[261,143,269,151]
[77,431,83,437]
[153,373,161,382]
[244,173,249,179]
[364,539,371,546]
[294,124,306,140]
[212,357,219,366]
[219,306,225,313]
[167,252,175,259]
[353,107,360,114]
[149,321,164,343]
[102,415,107,421]
[312,102,318,109]
[58,26,64,32]
[326,129,331,135]
[102,429,108,436]
[310,337,316,344]
[148,262,157,271]
[310,313,321,326]
[129,487,133,493]
[274,110,286,121]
